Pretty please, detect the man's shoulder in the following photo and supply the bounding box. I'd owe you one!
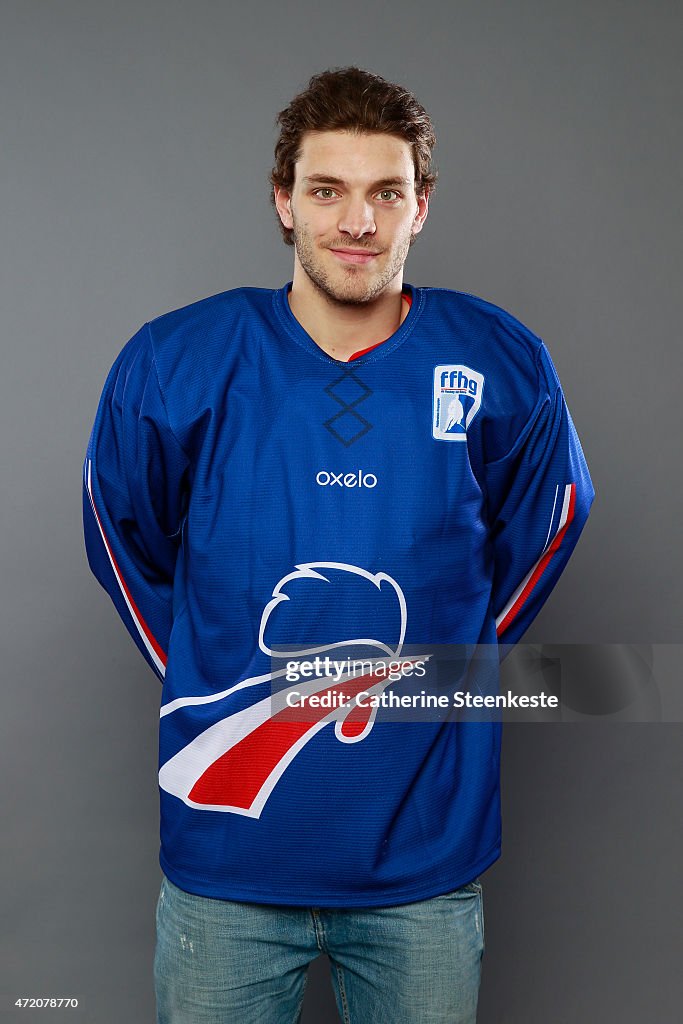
[418,285,554,411]
[137,285,277,405]
[147,285,275,339]
[144,285,277,382]
[421,284,544,362]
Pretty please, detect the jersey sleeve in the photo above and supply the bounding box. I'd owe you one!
[82,323,190,681]
[484,343,595,655]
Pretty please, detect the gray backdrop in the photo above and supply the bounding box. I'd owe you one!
[2,0,682,1021]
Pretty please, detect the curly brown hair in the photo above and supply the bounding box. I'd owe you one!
[269,66,438,246]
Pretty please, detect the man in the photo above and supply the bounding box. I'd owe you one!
[83,67,594,1023]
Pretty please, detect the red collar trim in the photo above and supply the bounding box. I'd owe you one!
[347,291,413,362]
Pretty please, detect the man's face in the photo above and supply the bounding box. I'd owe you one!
[275,130,429,305]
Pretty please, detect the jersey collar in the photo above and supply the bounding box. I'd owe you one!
[274,280,423,365]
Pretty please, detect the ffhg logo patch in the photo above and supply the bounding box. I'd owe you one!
[432,365,485,441]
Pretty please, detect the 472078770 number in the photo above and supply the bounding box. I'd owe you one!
[15,998,79,1009]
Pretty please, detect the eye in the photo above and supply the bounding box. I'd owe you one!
[312,188,338,199]
[376,190,401,202]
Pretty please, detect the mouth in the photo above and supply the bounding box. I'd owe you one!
[329,248,381,265]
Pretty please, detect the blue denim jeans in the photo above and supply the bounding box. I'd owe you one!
[154,873,484,1023]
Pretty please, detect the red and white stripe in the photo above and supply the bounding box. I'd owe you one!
[85,458,167,677]
[495,483,576,637]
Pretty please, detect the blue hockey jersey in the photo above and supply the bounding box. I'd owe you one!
[83,281,594,906]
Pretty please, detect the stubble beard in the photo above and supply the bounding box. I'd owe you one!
[291,218,416,308]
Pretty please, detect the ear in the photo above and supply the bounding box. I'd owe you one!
[273,185,294,230]
[412,187,430,237]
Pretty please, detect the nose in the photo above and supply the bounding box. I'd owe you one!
[337,197,376,239]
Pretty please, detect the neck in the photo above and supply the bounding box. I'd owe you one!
[288,265,409,362]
